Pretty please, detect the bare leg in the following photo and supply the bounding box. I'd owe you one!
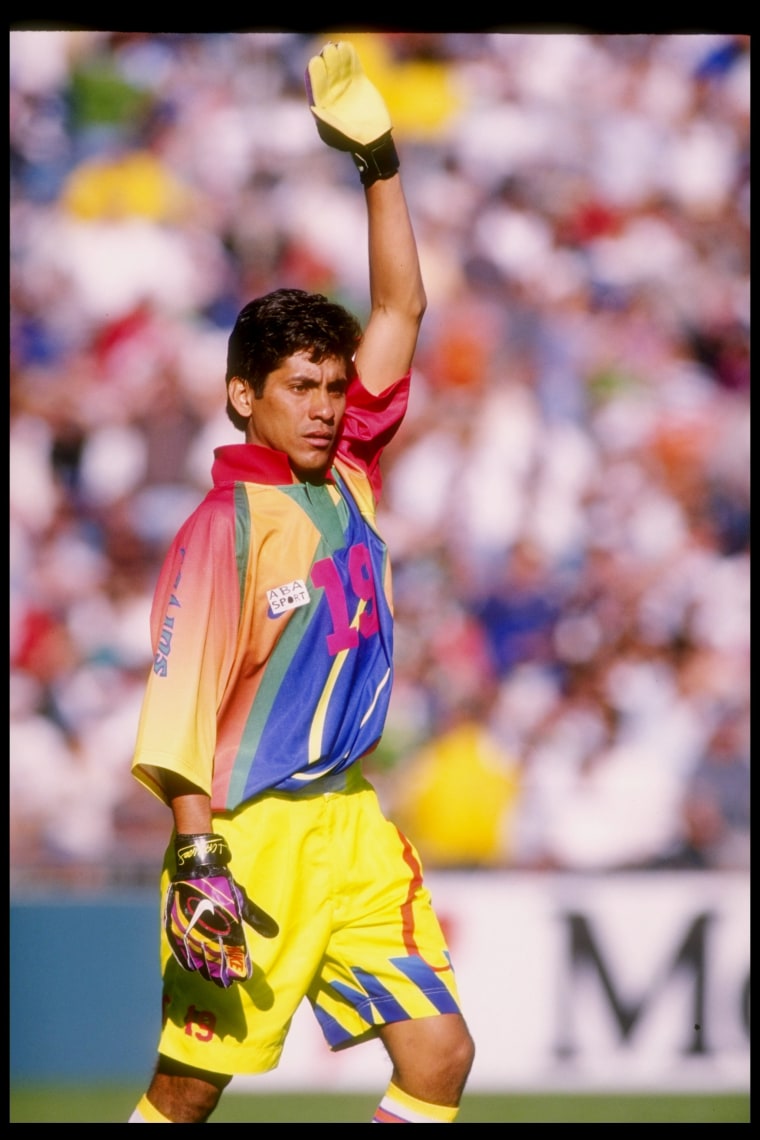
[142,1056,232,1123]
[377,1013,475,1106]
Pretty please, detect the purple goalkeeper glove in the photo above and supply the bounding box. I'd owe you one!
[164,832,278,989]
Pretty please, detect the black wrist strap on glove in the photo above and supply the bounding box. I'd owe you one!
[173,832,279,939]
[352,130,400,187]
[315,121,400,188]
[174,832,231,878]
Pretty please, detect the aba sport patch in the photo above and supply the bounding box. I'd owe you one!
[267,579,310,618]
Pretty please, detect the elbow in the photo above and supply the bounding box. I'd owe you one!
[413,284,428,327]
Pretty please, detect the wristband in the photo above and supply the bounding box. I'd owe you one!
[314,120,400,188]
[175,832,231,876]
[352,131,400,188]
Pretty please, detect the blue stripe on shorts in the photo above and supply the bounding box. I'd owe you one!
[313,955,460,1047]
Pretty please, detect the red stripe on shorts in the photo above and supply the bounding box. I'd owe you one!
[396,827,423,956]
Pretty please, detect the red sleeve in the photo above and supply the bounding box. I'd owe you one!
[337,371,410,500]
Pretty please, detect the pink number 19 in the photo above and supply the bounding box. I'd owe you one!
[311,544,379,655]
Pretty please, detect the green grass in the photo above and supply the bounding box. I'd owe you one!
[9,1085,750,1123]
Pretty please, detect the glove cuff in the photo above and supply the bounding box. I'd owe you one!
[352,131,400,187]
[174,832,231,876]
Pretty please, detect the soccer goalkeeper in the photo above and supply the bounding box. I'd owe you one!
[128,39,474,1124]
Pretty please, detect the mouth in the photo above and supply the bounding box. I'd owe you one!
[304,432,333,451]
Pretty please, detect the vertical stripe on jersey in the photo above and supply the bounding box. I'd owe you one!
[234,481,251,617]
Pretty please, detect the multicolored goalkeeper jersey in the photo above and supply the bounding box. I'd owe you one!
[132,373,409,812]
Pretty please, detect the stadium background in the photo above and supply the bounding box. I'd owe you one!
[10,29,749,1121]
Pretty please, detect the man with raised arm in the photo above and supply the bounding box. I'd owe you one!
[128,40,474,1124]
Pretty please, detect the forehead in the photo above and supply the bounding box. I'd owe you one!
[271,350,349,381]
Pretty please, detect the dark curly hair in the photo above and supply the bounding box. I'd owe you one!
[225,288,362,431]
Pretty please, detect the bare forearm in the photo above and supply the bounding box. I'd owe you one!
[356,173,426,393]
[366,174,426,322]
[163,772,213,834]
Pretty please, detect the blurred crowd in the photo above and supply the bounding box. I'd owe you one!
[10,30,750,888]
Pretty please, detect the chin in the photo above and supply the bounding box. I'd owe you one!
[294,461,330,483]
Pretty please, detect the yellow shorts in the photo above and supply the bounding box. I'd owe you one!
[156,765,462,1076]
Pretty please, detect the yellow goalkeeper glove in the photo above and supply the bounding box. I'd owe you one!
[305,40,399,187]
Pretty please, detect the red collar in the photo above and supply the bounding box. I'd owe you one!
[211,443,336,486]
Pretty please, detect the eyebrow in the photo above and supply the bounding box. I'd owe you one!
[290,374,348,387]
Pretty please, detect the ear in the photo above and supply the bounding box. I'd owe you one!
[227,376,253,420]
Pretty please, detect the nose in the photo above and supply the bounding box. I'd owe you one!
[309,386,334,420]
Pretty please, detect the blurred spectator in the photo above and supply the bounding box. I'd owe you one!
[9,30,750,883]
[643,705,751,870]
[386,697,524,868]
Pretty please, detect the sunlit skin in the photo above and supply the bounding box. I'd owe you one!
[227,351,350,483]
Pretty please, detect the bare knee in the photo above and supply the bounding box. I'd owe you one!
[379,1014,475,1106]
[438,1019,476,1093]
[146,1055,232,1123]
[448,1022,476,1083]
